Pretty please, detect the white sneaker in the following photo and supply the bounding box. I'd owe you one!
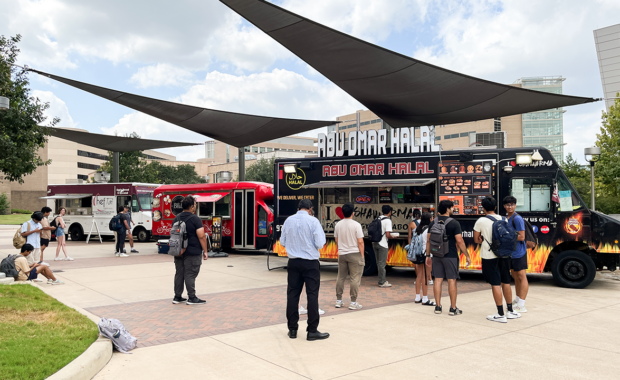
[64,257,74,261]
[487,314,508,323]
[514,304,527,313]
[115,252,120,257]
[335,300,344,308]
[39,261,50,266]
[378,281,392,288]
[119,253,129,258]
[32,279,43,282]
[54,257,63,261]
[49,279,65,285]
[319,308,325,315]
[299,306,308,315]
[428,280,434,285]
[349,302,363,310]
[507,311,522,319]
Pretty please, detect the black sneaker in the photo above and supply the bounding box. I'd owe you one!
[186,297,206,305]
[172,296,187,304]
[434,305,442,314]
[449,307,463,316]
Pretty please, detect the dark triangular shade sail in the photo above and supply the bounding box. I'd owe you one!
[220,0,598,127]
[29,69,336,148]
[50,127,202,152]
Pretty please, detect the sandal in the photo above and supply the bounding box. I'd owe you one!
[422,300,436,306]
[414,299,422,304]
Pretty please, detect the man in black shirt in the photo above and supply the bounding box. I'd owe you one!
[173,196,209,305]
[426,200,471,316]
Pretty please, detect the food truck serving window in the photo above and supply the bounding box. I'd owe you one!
[556,173,587,212]
[511,178,552,212]
[193,193,231,218]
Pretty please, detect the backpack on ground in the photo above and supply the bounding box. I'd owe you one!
[97,318,137,354]
[168,216,189,257]
[428,218,453,258]
[0,254,20,279]
[368,216,388,243]
[484,215,517,258]
[13,222,29,249]
[406,226,427,262]
[108,214,124,232]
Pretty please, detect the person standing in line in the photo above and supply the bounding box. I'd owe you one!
[426,200,471,315]
[372,205,397,288]
[503,196,529,313]
[54,207,72,260]
[408,212,435,306]
[114,206,130,257]
[39,207,56,265]
[281,199,329,341]
[334,202,365,310]
[172,196,209,305]
[20,212,43,267]
[299,206,325,316]
[473,196,521,323]
[123,205,139,253]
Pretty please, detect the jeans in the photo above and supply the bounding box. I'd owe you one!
[372,243,389,285]
[115,230,126,253]
[286,258,321,332]
[336,253,364,302]
[174,254,203,299]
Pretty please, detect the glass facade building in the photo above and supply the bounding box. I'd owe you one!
[517,76,565,162]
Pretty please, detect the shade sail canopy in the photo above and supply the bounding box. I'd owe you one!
[221,0,598,127]
[193,192,230,203]
[50,127,201,152]
[30,69,336,148]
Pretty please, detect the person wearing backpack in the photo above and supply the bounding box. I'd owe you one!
[425,200,471,316]
[371,205,397,288]
[413,208,434,286]
[503,196,529,313]
[407,212,435,306]
[473,196,520,323]
[113,206,130,257]
[20,212,44,266]
[53,207,73,260]
[334,202,365,310]
[172,196,209,305]
[11,244,64,284]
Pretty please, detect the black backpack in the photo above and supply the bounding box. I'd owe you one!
[108,214,124,232]
[368,216,388,243]
[513,213,538,249]
[1,254,20,279]
[50,216,59,228]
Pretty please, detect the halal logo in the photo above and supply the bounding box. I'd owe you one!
[565,217,582,235]
[285,168,306,190]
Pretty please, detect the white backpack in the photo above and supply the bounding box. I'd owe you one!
[98,318,137,353]
[407,226,427,262]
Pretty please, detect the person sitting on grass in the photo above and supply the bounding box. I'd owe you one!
[15,244,65,285]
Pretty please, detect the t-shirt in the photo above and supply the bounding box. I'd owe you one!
[174,212,204,256]
[21,220,42,249]
[40,217,51,240]
[122,213,131,229]
[473,214,502,259]
[428,216,462,259]
[510,214,527,259]
[14,256,31,281]
[379,217,393,249]
[334,218,364,255]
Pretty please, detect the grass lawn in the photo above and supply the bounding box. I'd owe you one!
[0,285,99,380]
[0,214,31,225]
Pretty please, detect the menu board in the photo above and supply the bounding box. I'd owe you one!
[438,161,494,215]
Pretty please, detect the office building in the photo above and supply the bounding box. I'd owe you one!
[199,136,317,165]
[594,23,620,111]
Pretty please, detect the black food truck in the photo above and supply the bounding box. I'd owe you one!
[272,126,620,288]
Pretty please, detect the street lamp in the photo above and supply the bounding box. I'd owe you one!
[0,96,9,110]
[584,146,601,211]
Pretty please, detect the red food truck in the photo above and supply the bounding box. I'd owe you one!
[152,182,274,250]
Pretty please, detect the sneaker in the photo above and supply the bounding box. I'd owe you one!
[512,299,518,306]
[487,314,508,323]
[39,261,50,266]
[428,279,434,285]
[506,311,521,319]
[32,279,43,282]
[449,307,463,316]
[335,300,344,308]
[122,249,127,253]
[299,306,308,315]
[115,252,120,257]
[119,253,129,258]
[434,305,442,314]
[378,281,392,288]
[131,248,139,253]
[513,304,527,313]
[319,308,325,315]
[172,296,188,304]
[54,257,63,261]
[64,257,74,261]
[349,302,363,310]
[49,280,65,285]
[186,297,206,305]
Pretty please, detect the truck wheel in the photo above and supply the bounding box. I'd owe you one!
[363,244,378,276]
[551,250,596,289]
[69,226,84,241]
[135,228,150,243]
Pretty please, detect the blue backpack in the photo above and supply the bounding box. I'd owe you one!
[108,214,124,232]
[484,215,517,258]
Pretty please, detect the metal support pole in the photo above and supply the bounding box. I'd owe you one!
[238,147,245,182]
[590,161,595,211]
[113,151,120,183]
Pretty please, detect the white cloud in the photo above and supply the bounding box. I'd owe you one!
[129,64,193,89]
[564,108,605,164]
[32,90,77,128]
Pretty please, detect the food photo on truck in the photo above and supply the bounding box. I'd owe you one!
[271,126,620,289]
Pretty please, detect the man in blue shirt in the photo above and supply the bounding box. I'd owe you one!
[280,199,329,341]
[503,196,528,313]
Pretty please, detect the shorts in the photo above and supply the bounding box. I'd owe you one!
[411,254,426,265]
[56,227,65,237]
[432,257,460,280]
[511,255,528,272]
[28,270,38,281]
[40,238,50,247]
[482,258,512,286]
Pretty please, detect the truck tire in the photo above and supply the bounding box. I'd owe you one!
[135,227,150,243]
[69,225,84,241]
[551,250,596,289]
[363,244,378,276]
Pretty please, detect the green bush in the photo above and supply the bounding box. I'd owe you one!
[11,208,30,214]
[0,193,10,215]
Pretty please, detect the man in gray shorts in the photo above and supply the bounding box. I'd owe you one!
[426,200,471,316]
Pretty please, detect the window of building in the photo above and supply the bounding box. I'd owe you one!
[267,148,273,152]
[252,147,259,153]
[260,147,266,153]
[77,162,100,170]
[244,147,251,152]
[435,136,441,141]
[460,132,469,137]
[450,134,459,139]
[494,117,502,132]
[444,135,451,140]
[144,154,165,160]
[77,174,88,181]
[77,150,109,161]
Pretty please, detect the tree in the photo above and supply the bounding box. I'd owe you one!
[0,35,56,182]
[596,95,620,198]
[561,153,591,208]
[245,157,275,183]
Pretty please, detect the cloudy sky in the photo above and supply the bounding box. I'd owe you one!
[1,0,618,162]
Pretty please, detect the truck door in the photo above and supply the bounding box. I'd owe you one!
[233,189,255,249]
